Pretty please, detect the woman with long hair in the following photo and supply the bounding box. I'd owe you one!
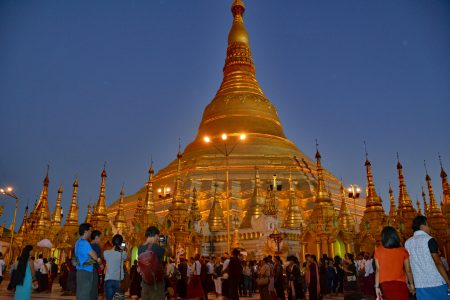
[14,245,37,300]
[374,226,415,300]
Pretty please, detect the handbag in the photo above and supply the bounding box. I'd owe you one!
[112,251,125,300]
[256,276,269,286]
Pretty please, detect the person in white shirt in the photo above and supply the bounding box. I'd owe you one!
[38,258,50,292]
[34,254,44,284]
[103,234,128,300]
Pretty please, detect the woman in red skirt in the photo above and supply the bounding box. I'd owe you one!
[374,226,416,300]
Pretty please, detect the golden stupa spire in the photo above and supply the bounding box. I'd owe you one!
[363,143,384,211]
[65,177,79,228]
[172,146,185,206]
[315,142,331,203]
[34,167,52,238]
[439,154,450,224]
[141,160,158,228]
[190,187,201,222]
[90,164,111,233]
[337,182,355,232]
[396,153,416,215]
[18,204,29,235]
[132,196,143,233]
[51,185,63,228]
[283,173,303,229]
[84,202,92,223]
[425,161,441,213]
[424,160,448,241]
[388,183,397,218]
[196,0,286,140]
[114,186,129,234]
[241,167,265,228]
[422,186,428,216]
[208,184,226,232]
[263,174,279,215]
[416,199,422,215]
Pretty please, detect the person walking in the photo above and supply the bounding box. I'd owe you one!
[14,245,37,300]
[405,216,450,299]
[227,249,243,300]
[75,223,102,300]
[37,258,50,292]
[374,226,415,300]
[274,256,285,300]
[306,254,320,300]
[103,234,127,300]
[286,255,305,300]
[129,259,142,299]
[257,257,271,300]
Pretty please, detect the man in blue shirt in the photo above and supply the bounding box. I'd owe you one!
[75,223,101,300]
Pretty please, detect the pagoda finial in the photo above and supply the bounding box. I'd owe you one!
[416,199,422,215]
[421,186,428,216]
[18,204,29,235]
[425,170,441,213]
[114,185,128,234]
[85,202,92,223]
[388,182,397,218]
[51,184,63,228]
[190,186,201,222]
[65,177,79,227]
[283,174,303,229]
[438,154,450,222]
[90,165,110,233]
[208,184,226,232]
[142,160,158,228]
[396,153,415,214]
[172,148,184,205]
[315,142,330,203]
[240,167,265,228]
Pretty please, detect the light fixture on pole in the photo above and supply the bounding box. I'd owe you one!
[0,186,19,264]
[203,132,246,253]
[347,184,361,227]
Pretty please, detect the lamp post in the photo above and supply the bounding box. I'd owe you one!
[204,132,246,254]
[269,227,285,255]
[347,184,361,228]
[0,187,19,264]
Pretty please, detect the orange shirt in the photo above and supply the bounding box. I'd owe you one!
[374,246,409,283]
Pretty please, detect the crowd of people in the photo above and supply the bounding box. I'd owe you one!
[2,215,450,300]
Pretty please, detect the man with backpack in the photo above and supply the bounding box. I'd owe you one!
[138,226,171,300]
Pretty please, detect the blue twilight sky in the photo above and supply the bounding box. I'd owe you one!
[0,0,449,229]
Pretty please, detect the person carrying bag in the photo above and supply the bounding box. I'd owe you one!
[103,234,128,300]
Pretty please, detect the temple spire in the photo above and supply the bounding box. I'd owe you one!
[18,204,29,235]
[141,160,158,228]
[51,185,63,229]
[114,186,128,234]
[241,167,265,228]
[190,187,201,223]
[388,183,397,219]
[208,184,226,232]
[422,186,428,216]
[439,154,450,224]
[425,162,440,213]
[283,174,303,229]
[315,142,331,203]
[396,154,416,216]
[416,199,422,215]
[84,202,92,223]
[172,148,184,206]
[33,168,51,240]
[65,177,79,227]
[90,165,111,234]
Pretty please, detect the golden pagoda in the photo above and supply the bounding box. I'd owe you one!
[424,168,449,253]
[422,186,429,217]
[90,166,112,236]
[302,148,338,258]
[208,184,226,232]
[63,178,80,242]
[50,185,63,232]
[113,187,129,235]
[396,157,417,240]
[30,170,52,245]
[440,155,450,225]
[107,0,365,259]
[282,174,304,229]
[387,183,398,227]
[139,162,159,231]
[358,154,387,253]
[84,202,92,223]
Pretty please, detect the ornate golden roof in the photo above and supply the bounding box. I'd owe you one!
[425,171,448,243]
[240,168,265,228]
[396,158,416,238]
